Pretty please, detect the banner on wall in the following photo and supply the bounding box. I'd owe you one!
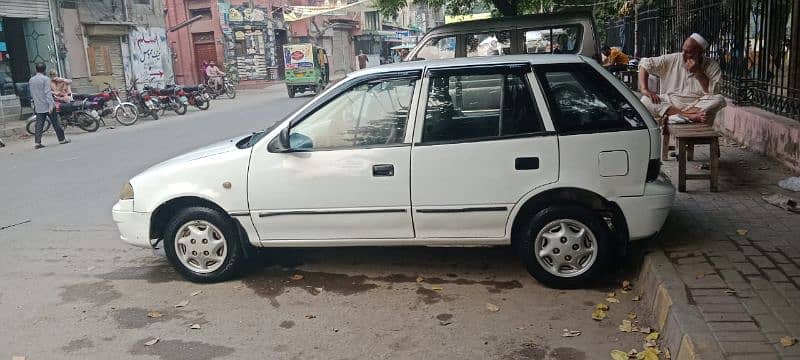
[128,27,172,89]
[282,0,368,22]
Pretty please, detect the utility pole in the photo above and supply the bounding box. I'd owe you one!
[633,0,639,58]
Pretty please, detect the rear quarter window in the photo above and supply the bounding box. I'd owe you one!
[535,63,646,134]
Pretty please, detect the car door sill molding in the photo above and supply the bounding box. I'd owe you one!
[258,209,407,217]
[415,206,508,214]
[229,211,251,216]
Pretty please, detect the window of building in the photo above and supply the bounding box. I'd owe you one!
[189,8,213,20]
[535,63,646,133]
[289,77,417,150]
[132,0,151,5]
[364,11,380,31]
[422,68,543,143]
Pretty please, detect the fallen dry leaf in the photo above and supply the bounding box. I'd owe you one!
[190,323,201,330]
[596,303,610,311]
[637,347,659,360]
[562,328,581,337]
[607,297,621,304]
[780,336,798,347]
[619,319,634,332]
[144,338,159,346]
[622,280,632,291]
[640,327,652,334]
[190,290,202,297]
[290,274,304,281]
[431,286,443,291]
[305,314,316,319]
[632,295,642,301]
[628,312,637,320]
[233,284,244,289]
[644,339,658,348]
[146,311,163,318]
[736,229,748,236]
[486,303,500,312]
[610,350,629,360]
[174,300,189,308]
[695,272,706,279]
[646,332,660,341]
[664,348,671,359]
[608,292,616,298]
[724,289,736,295]
[416,275,424,283]
[592,308,607,321]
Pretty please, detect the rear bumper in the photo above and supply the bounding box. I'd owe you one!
[616,175,675,240]
[112,201,153,248]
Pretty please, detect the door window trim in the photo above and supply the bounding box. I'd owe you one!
[268,71,422,153]
[414,63,552,146]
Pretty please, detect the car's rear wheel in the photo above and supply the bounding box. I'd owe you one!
[163,207,243,283]
[517,205,610,288]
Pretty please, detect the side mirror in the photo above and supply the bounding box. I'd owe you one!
[268,127,292,153]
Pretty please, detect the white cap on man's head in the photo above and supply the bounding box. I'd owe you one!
[689,33,709,50]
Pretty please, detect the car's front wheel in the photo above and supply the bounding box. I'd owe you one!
[164,207,243,283]
[517,205,610,288]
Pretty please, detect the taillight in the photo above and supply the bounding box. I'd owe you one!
[646,159,661,182]
[143,95,151,101]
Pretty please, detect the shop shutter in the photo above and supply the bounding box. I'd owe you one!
[0,0,50,19]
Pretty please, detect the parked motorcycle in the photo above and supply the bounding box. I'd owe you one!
[25,99,101,135]
[144,85,188,116]
[206,76,236,99]
[128,80,160,120]
[178,84,211,110]
[73,82,138,126]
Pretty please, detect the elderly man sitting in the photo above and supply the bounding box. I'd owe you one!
[638,33,726,124]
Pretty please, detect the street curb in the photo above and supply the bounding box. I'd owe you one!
[638,249,725,360]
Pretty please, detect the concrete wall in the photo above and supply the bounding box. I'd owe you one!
[715,104,800,174]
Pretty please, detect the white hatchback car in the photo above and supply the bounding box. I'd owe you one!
[113,55,674,288]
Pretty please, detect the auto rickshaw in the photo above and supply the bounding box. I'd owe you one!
[283,44,329,98]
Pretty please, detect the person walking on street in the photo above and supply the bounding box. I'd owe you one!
[30,63,69,149]
[357,50,368,70]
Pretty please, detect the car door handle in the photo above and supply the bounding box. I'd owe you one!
[515,157,539,170]
[372,164,394,177]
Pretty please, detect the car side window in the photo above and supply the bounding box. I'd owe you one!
[466,31,512,57]
[421,67,543,143]
[414,36,456,60]
[535,63,646,133]
[522,26,582,54]
[289,77,416,150]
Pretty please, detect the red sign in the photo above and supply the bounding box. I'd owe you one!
[290,50,305,61]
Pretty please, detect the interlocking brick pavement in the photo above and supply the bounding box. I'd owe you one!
[658,138,800,359]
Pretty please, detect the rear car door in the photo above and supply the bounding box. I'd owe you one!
[533,62,651,197]
[410,64,559,238]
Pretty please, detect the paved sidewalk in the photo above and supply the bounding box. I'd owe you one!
[658,137,800,359]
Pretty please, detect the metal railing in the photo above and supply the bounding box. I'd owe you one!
[604,0,799,120]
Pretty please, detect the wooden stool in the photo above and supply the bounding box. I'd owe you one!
[671,126,721,192]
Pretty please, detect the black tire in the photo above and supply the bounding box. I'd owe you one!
[197,98,210,110]
[26,116,50,135]
[287,86,295,98]
[163,207,244,283]
[174,102,188,115]
[225,84,236,99]
[76,112,100,132]
[516,205,610,289]
[149,109,159,120]
[114,103,139,126]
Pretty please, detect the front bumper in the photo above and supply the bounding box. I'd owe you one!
[112,201,153,248]
[616,174,676,240]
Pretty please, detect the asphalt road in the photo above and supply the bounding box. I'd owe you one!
[0,86,651,360]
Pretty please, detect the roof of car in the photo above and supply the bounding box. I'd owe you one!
[423,10,594,35]
[349,54,588,77]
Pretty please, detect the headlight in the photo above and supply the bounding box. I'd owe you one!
[120,182,134,200]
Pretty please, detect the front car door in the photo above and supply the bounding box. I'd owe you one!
[247,71,421,241]
[410,63,559,239]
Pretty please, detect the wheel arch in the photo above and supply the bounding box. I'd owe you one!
[149,196,256,257]
[509,187,630,251]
